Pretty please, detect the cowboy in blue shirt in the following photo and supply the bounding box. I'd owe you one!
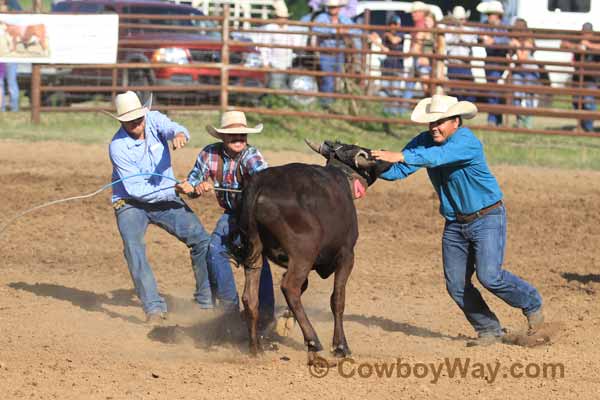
[108,91,212,325]
[372,94,545,346]
[312,0,361,106]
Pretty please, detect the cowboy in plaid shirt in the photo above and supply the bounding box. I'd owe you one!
[186,144,267,211]
[176,111,275,323]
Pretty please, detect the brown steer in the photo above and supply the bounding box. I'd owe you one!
[227,140,390,364]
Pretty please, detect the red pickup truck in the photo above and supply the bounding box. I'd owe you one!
[50,0,266,104]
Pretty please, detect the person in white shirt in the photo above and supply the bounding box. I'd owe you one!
[257,1,307,89]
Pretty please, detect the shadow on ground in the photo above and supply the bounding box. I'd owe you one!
[561,272,600,284]
[8,281,196,325]
[8,281,459,351]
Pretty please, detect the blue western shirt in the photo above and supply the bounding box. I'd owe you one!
[109,111,189,203]
[380,127,503,221]
[312,12,362,49]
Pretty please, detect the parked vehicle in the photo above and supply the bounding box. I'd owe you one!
[50,0,266,104]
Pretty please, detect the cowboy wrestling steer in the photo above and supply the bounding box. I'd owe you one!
[228,140,390,363]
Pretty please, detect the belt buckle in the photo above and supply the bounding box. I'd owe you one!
[113,199,127,210]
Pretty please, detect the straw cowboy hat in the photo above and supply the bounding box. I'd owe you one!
[325,0,348,8]
[450,5,471,20]
[273,0,289,18]
[206,110,263,139]
[411,94,478,123]
[105,91,151,122]
[476,1,504,15]
[410,1,430,13]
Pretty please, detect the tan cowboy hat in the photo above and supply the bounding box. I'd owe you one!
[410,1,430,13]
[325,0,348,8]
[104,91,151,122]
[476,1,504,15]
[451,5,471,20]
[206,110,263,139]
[411,94,477,123]
[273,0,289,18]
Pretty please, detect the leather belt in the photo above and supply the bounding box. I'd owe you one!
[456,201,503,223]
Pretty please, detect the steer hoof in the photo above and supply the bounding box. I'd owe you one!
[331,344,351,358]
[307,351,338,367]
[248,343,264,357]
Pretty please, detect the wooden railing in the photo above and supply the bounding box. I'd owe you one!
[26,7,600,137]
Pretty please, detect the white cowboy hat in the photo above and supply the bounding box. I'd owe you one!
[476,1,504,15]
[206,110,263,139]
[273,0,289,18]
[411,94,478,123]
[104,91,151,122]
[451,5,471,20]
[325,0,348,8]
[410,1,430,13]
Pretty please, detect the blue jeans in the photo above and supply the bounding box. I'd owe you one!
[485,68,504,125]
[442,204,542,336]
[573,82,597,132]
[319,52,344,106]
[208,212,275,317]
[115,199,212,314]
[512,71,538,108]
[3,63,19,112]
[447,65,476,102]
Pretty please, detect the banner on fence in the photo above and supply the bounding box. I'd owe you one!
[0,14,118,63]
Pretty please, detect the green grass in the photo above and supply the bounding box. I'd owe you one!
[1,108,600,171]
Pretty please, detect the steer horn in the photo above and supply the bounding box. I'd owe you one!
[304,139,324,155]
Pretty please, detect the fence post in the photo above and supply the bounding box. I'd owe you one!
[433,25,444,96]
[111,67,118,104]
[30,1,43,123]
[220,4,230,114]
[359,10,370,91]
[30,65,41,124]
[577,48,584,132]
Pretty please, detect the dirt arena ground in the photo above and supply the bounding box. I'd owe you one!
[1,140,600,399]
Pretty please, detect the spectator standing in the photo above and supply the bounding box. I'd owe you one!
[380,15,406,115]
[509,18,539,129]
[443,6,477,102]
[560,22,600,132]
[309,0,357,19]
[404,1,432,107]
[411,12,441,96]
[257,1,306,89]
[2,0,21,112]
[312,0,360,107]
[477,0,510,126]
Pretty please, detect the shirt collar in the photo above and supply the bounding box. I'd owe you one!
[118,126,146,149]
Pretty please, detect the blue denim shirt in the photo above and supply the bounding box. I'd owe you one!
[380,126,503,221]
[312,12,361,49]
[109,111,189,203]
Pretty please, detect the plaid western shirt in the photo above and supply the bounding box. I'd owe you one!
[187,143,268,211]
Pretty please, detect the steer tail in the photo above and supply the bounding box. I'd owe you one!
[225,179,263,269]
